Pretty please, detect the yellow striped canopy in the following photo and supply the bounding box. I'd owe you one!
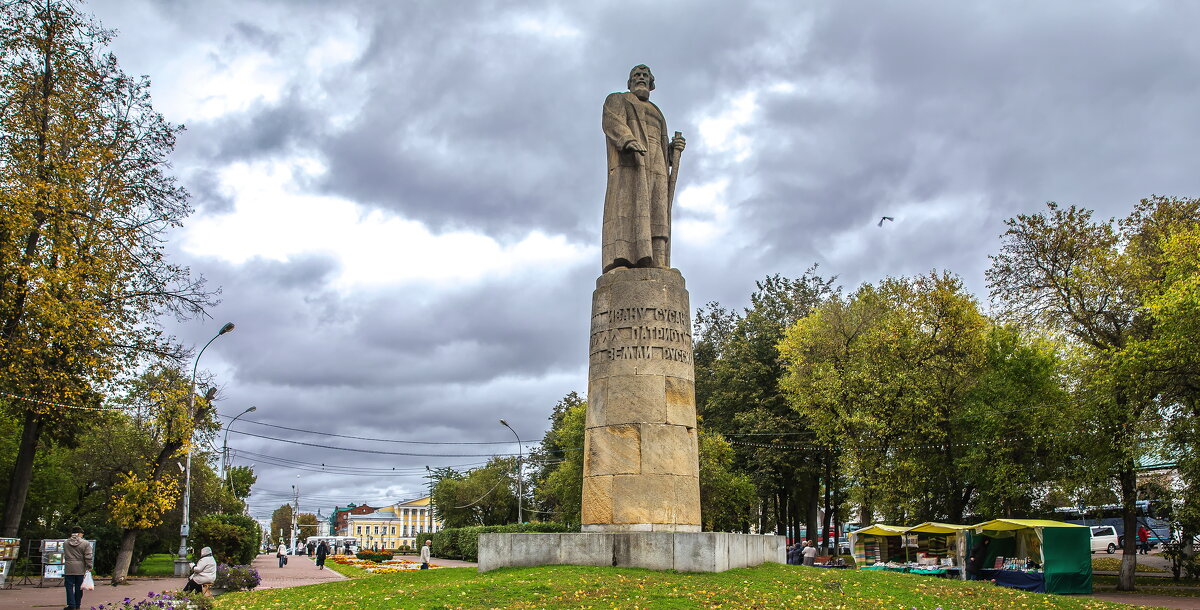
[905,522,970,534]
[972,518,1087,532]
[855,524,908,536]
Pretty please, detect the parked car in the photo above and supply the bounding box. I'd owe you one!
[1090,525,1119,554]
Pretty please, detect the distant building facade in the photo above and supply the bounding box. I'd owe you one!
[345,497,441,550]
[333,503,377,536]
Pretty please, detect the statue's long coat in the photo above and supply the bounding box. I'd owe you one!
[601,91,672,272]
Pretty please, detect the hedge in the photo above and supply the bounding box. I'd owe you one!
[411,523,578,562]
[192,513,260,565]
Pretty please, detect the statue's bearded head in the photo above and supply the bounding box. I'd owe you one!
[627,64,654,101]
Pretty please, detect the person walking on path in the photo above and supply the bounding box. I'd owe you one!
[420,539,432,570]
[315,540,329,570]
[1138,526,1151,554]
[63,526,93,610]
[277,541,287,568]
[802,540,818,567]
[183,547,217,596]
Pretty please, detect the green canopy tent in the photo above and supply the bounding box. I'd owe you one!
[970,519,1092,594]
[904,522,970,577]
[848,524,908,566]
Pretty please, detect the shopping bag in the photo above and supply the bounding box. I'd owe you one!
[82,571,95,590]
[283,555,288,565]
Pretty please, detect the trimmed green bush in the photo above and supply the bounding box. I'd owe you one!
[412,523,577,562]
[192,513,260,565]
[355,551,394,563]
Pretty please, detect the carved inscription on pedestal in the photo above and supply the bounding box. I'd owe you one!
[589,307,692,364]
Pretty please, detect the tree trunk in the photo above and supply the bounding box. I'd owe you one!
[111,529,140,585]
[821,467,833,554]
[806,475,819,545]
[1,410,43,537]
[1117,463,1139,591]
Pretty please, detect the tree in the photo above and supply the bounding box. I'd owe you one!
[697,431,756,532]
[531,394,585,525]
[695,270,835,540]
[987,197,1200,590]
[431,458,519,528]
[0,0,214,538]
[779,272,1069,527]
[270,504,293,545]
[226,465,257,500]
[104,363,220,583]
[296,512,319,543]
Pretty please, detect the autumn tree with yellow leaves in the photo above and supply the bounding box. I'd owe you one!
[0,0,215,538]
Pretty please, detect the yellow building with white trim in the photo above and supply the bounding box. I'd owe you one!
[346,496,441,550]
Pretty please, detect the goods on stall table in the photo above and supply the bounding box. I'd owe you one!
[0,538,18,588]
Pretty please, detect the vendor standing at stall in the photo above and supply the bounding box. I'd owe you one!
[967,536,990,580]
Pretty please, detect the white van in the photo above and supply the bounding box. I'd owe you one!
[1090,526,1118,554]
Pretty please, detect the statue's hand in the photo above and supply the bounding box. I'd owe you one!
[670,135,686,152]
[624,140,647,155]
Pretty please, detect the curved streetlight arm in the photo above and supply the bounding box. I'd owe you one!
[499,420,523,524]
[221,406,257,485]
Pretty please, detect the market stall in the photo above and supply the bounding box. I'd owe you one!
[904,522,969,578]
[848,524,908,567]
[968,519,1092,594]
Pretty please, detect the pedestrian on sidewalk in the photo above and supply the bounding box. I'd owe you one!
[277,541,287,568]
[420,539,431,570]
[1137,526,1151,554]
[63,526,93,610]
[315,540,329,570]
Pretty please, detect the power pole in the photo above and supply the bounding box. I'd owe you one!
[289,483,299,554]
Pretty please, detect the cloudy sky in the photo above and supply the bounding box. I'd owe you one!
[85,0,1200,526]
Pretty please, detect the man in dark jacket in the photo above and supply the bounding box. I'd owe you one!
[966,536,991,580]
[315,540,329,570]
[63,526,93,610]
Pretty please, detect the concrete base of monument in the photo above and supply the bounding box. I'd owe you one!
[476,532,785,573]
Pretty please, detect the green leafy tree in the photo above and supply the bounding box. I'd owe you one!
[270,504,293,545]
[697,431,756,532]
[695,270,835,539]
[987,196,1200,590]
[296,512,319,543]
[431,457,519,528]
[779,272,1068,526]
[531,394,585,525]
[0,0,213,538]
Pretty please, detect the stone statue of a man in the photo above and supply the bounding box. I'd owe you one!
[601,65,686,273]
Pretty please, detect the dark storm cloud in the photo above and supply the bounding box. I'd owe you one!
[93,0,1200,516]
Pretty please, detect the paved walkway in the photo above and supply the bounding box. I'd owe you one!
[0,553,347,608]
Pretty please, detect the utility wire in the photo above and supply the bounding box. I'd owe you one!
[218,412,534,445]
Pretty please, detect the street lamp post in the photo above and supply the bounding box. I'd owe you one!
[499,419,523,524]
[220,405,257,489]
[174,322,235,577]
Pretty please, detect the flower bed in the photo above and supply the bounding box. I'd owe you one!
[328,554,440,573]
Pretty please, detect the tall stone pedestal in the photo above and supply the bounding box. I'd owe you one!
[582,267,700,532]
[476,270,787,574]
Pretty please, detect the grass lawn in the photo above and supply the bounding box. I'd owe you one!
[1093,574,1200,598]
[1090,556,1168,573]
[137,553,178,577]
[323,558,374,579]
[214,563,1131,609]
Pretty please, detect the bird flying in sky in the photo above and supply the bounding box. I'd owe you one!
[877,216,894,227]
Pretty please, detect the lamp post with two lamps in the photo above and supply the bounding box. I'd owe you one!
[174,322,236,577]
[499,419,523,524]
